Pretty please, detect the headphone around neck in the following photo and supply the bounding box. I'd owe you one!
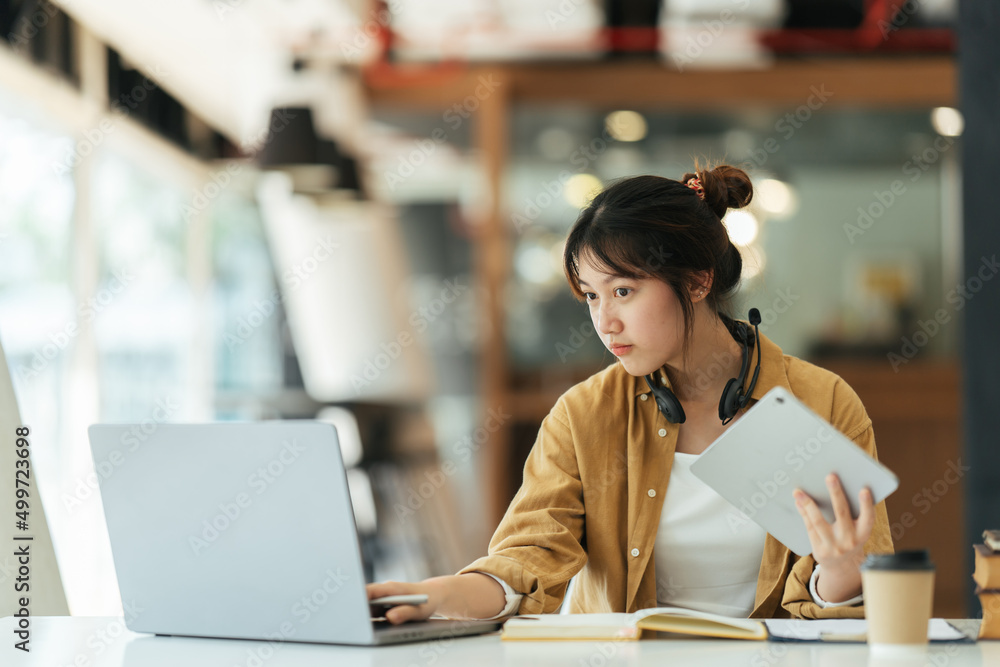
[643,308,762,426]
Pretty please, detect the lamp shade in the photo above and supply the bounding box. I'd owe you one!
[257,107,363,197]
[256,107,319,166]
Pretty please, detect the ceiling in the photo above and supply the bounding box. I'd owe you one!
[50,0,375,146]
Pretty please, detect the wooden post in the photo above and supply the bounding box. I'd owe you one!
[471,67,512,532]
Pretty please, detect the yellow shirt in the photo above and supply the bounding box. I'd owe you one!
[459,331,893,619]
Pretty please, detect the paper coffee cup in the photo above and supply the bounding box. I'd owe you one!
[861,550,935,649]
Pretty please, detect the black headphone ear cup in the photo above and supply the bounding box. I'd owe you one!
[654,389,686,424]
[718,378,741,421]
[644,374,686,424]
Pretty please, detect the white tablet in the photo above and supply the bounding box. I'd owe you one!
[689,386,899,556]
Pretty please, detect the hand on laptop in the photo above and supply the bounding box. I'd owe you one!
[366,573,507,624]
[367,581,437,623]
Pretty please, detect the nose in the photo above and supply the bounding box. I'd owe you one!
[595,300,621,336]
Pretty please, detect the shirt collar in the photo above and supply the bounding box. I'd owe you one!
[631,327,792,403]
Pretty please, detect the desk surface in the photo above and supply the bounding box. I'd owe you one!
[5,617,998,667]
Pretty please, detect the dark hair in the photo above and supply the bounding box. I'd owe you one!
[563,163,753,349]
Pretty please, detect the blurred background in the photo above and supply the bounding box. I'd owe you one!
[0,0,972,617]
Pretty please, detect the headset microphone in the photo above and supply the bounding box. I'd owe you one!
[643,308,763,425]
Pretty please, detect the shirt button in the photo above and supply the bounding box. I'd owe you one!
[658,428,667,437]
[631,548,640,557]
[647,489,656,498]
[640,394,648,401]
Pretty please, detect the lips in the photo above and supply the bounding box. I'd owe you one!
[610,344,632,357]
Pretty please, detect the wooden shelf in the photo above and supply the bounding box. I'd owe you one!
[365,56,955,109]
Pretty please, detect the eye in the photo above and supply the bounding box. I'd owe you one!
[583,292,597,302]
[614,287,632,298]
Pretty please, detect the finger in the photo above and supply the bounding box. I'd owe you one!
[385,602,429,625]
[826,473,854,527]
[366,581,412,601]
[794,488,830,548]
[854,487,875,543]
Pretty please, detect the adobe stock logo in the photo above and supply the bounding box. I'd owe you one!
[62,397,180,513]
[188,439,307,556]
[727,426,834,533]
[350,277,466,392]
[394,407,510,523]
[887,254,1000,371]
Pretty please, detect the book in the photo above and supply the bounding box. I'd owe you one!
[500,608,768,641]
[974,543,1000,590]
[984,529,1000,552]
[976,587,1000,640]
[975,534,1000,639]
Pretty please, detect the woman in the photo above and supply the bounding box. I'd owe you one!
[367,164,893,622]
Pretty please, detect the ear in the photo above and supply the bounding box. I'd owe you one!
[688,270,714,300]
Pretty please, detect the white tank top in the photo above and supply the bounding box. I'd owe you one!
[653,451,767,617]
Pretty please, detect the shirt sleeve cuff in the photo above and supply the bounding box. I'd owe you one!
[809,564,864,608]
[476,571,523,619]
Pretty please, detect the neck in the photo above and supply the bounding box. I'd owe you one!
[662,309,747,404]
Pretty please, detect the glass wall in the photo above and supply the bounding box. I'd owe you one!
[0,90,285,613]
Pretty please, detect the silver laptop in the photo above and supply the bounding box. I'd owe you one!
[88,421,501,645]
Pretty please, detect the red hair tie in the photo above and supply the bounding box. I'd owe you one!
[685,177,705,200]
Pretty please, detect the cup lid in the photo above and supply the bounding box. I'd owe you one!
[861,549,935,571]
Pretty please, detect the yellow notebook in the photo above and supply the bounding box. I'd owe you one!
[500,609,768,641]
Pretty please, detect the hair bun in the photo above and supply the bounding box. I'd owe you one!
[682,164,753,220]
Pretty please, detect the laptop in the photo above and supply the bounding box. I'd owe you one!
[689,386,899,556]
[88,421,501,645]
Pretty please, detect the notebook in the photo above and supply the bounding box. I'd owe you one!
[501,608,767,641]
[88,421,500,645]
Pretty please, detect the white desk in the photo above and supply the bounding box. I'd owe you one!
[5,617,997,667]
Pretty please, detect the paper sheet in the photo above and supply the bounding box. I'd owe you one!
[764,618,968,642]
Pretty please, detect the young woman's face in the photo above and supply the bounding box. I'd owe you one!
[577,252,686,377]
